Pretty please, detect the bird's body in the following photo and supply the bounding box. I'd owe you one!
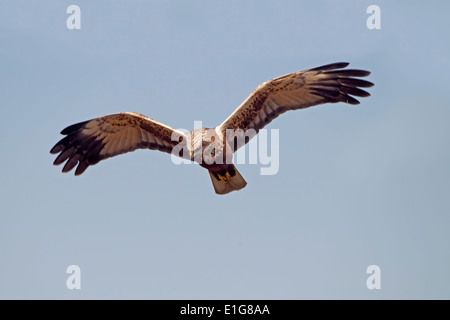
[186,127,247,194]
[50,62,373,194]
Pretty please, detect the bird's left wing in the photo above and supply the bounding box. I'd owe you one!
[218,62,373,150]
[50,112,188,175]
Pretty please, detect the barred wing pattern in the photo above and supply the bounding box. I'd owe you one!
[50,112,187,175]
[218,62,373,150]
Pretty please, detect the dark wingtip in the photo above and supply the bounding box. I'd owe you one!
[60,120,89,135]
[331,69,371,77]
[310,62,349,71]
[340,86,371,98]
[343,95,361,105]
[53,146,75,166]
[74,161,89,176]
[339,78,374,88]
[62,154,81,173]
[50,143,63,154]
[309,62,373,106]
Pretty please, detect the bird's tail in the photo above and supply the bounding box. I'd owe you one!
[208,165,247,195]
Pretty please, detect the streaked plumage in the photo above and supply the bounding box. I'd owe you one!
[50,62,373,194]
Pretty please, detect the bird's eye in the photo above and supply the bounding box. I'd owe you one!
[210,136,215,142]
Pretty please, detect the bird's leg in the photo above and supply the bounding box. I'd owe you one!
[218,172,231,183]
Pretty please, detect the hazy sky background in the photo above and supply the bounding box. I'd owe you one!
[1,0,449,299]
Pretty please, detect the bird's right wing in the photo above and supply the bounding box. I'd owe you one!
[50,112,188,175]
[218,62,373,151]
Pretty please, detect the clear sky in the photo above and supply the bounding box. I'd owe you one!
[1,0,449,299]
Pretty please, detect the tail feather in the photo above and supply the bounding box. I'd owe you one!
[209,165,247,195]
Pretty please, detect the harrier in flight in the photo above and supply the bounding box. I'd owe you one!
[50,62,373,194]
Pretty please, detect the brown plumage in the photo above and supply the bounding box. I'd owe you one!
[50,112,187,175]
[50,62,373,194]
[218,62,373,151]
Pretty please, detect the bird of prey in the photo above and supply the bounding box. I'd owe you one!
[50,62,373,195]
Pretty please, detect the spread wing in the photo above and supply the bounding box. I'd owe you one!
[50,112,188,175]
[218,62,373,150]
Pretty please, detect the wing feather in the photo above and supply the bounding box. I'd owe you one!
[218,62,373,150]
[50,112,188,175]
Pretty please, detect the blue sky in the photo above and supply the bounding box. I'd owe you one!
[1,0,450,299]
